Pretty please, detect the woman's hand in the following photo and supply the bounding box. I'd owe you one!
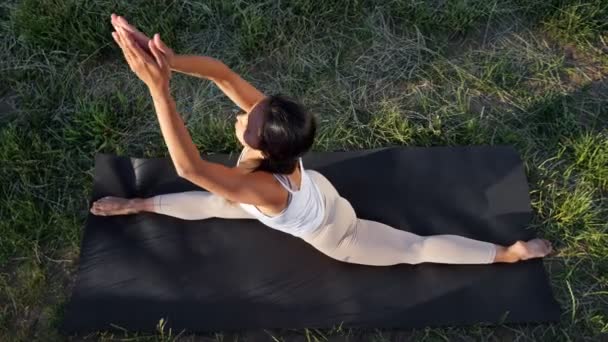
[112,26,171,93]
[110,13,175,68]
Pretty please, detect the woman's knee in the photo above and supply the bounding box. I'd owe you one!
[402,238,427,264]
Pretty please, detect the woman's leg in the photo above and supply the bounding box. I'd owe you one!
[341,217,499,265]
[302,197,495,265]
[301,171,552,266]
[91,191,255,220]
[306,209,551,266]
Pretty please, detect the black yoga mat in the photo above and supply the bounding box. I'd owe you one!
[61,145,561,334]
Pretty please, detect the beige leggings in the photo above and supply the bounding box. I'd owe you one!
[151,170,496,266]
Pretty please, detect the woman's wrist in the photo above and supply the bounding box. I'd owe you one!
[168,55,226,80]
[169,54,188,74]
[149,82,170,99]
[168,53,178,71]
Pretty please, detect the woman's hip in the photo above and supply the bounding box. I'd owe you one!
[300,170,358,248]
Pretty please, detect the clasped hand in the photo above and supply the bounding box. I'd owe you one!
[110,13,171,93]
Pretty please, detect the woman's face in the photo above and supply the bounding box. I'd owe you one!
[235,98,267,149]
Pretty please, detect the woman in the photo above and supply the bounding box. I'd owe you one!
[91,14,553,266]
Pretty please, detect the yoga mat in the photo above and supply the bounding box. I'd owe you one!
[61,145,561,334]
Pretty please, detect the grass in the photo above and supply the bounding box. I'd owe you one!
[0,0,607,340]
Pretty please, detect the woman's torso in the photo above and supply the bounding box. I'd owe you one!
[235,146,325,237]
[236,146,301,216]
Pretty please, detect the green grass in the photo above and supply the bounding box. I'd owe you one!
[1,0,607,340]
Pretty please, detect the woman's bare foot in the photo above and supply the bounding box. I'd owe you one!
[508,239,553,261]
[90,196,139,216]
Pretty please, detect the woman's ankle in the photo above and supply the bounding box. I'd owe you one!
[129,198,155,213]
[493,244,521,263]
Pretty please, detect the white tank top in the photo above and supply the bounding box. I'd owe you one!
[235,147,325,237]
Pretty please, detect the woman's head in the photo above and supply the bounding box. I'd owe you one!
[235,94,316,174]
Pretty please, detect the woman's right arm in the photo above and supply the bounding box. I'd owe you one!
[109,15,264,113]
[171,55,266,113]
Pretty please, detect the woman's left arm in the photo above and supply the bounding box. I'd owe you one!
[149,87,262,202]
[111,23,278,206]
[148,87,200,173]
[111,25,197,174]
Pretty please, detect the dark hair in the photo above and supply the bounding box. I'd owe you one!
[243,93,317,175]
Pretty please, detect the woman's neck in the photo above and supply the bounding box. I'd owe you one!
[243,145,265,159]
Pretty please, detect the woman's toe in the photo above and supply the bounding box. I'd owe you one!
[544,241,553,254]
